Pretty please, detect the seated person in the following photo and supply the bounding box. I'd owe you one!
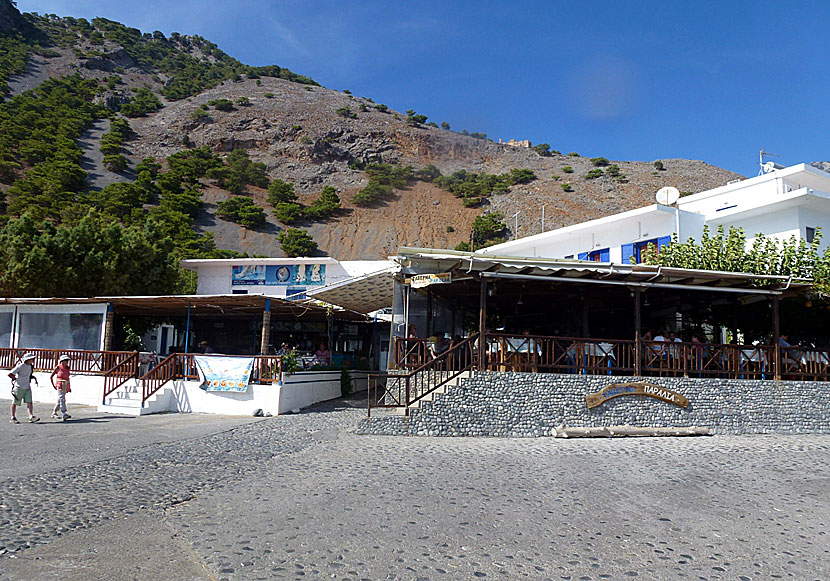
[314,342,331,364]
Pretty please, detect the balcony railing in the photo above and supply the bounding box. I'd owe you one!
[391,334,830,381]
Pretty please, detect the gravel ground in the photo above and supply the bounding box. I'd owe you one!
[1,398,828,580]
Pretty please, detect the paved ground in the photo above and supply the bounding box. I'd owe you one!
[0,397,829,580]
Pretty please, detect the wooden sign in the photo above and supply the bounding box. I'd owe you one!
[585,382,688,409]
[409,273,452,288]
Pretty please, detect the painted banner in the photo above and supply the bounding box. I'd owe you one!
[585,382,689,409]
[409,273,452,289]
[231,264,326,286]
[194,356,255,392]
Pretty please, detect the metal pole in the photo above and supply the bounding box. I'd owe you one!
[478,277,487,371]
[634,288,642,376]
[260,298,271,355]
[772,296,780,380]
[541,205,545,233]
[184,303,191,354]
[512,211,520,240]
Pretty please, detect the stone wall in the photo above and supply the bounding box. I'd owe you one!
[356,372,830,437]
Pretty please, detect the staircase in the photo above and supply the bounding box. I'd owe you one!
[98,379,173,415]
[368,334,478,416]
[407,370,472,411]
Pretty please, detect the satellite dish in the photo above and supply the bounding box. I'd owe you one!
[763,161,777,174]
[656,186,680,205]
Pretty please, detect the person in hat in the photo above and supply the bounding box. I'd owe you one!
[49,354,72,421]
[199,340,214,354]
[8,353,39,424]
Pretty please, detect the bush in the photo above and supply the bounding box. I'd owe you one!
[591,157,610,167]
[273,202,303,224]
[264,92,274,98]
[336,106,357,119]
[584,169,604,180]
[562,183,573,192]
[533,143,553,157]
[441,121,450,130]
[374,104,389,113]
[340,368,352,397]
[208,98,234,111]
[103,154,128,172]
[454,241,471,251]
[216,196,266,229]
[278,227,317,257]
[190,108,210,122]
[236,96,250,106]
[120,88,162,117]
[654,160,665,171]
[267,178,297,205]
[562,166,574,173]
[567,152,580,157]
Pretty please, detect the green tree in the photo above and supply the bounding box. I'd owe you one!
[471,212,507,247]
[278,228,317,257]
[533,143,553,157]
[216,196,266,229]
[267,178,297,205]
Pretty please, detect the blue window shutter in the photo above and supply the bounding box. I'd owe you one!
[599,248,610,262]
[657,235,671,249]
[621,243,634,264]
[577,252,589,261]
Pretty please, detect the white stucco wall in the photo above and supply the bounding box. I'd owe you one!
[11,370,368,417]
[482,206,704,262]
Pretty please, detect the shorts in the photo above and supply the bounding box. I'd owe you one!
[12,387,32,406]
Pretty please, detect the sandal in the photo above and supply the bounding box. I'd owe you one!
[9,417,19,424]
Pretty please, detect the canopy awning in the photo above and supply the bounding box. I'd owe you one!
[306,267,397,314]
[0,294,369,321]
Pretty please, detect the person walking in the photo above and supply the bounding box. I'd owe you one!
[49,354,72,421]
[8,353,39,424]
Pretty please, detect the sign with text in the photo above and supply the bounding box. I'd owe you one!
[585,382,689,409]
[409,273,452,289]
[194,356,254,392]
[231,264,326,286]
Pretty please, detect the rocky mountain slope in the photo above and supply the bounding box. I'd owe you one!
[2,4,743,260]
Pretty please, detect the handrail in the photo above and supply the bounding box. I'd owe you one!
[369,333,479,414]
[139,353,180,404]
[0,347,135,375]
[102,352,139,403]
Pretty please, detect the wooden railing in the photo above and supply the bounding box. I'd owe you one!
[392,337,430,370]
[139,353,180,404]
[369,334,478,414]
[102,352,139,403]
[0,347,134,375]
[389,333,830,382]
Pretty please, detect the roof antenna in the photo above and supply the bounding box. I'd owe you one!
[759,149,783,175]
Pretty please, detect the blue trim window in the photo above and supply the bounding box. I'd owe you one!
[588,248,610,262]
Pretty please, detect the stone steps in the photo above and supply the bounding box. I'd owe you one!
[98,381,172,416]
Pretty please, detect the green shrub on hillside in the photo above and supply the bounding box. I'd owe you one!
[278,228,317,257]
[103,153,128,173]
[120,87,162,117]
[216,196,266,229]
[591,157,609,167]
[562,166,574,173]
[208,98,234,112]
[584,169,604,179]
[336,106,357,119]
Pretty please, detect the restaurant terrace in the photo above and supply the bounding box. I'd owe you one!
[337,248,827,413]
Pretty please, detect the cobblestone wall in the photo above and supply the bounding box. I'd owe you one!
[357,372,830,437]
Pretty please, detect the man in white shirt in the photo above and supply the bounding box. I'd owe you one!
[8,353,40,424]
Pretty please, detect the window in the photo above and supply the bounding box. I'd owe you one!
[0,311,12,348]
[634,239,658,263]
[17,313,103,351]
[806,227,816,244]
[232,289,248,294]
[588,248,610,262]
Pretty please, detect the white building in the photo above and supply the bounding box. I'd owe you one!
[482,163,830,262]
[180,257,394,299]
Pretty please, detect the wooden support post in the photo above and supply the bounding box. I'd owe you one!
[634,288,642,377]
[260,298,272,355]
[478,277,487,371]
[772,295,781,380]
[103,303,115,351]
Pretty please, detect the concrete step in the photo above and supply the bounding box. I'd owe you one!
[99,384,172,416]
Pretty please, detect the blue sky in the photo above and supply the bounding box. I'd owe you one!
[19,0,830,176]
